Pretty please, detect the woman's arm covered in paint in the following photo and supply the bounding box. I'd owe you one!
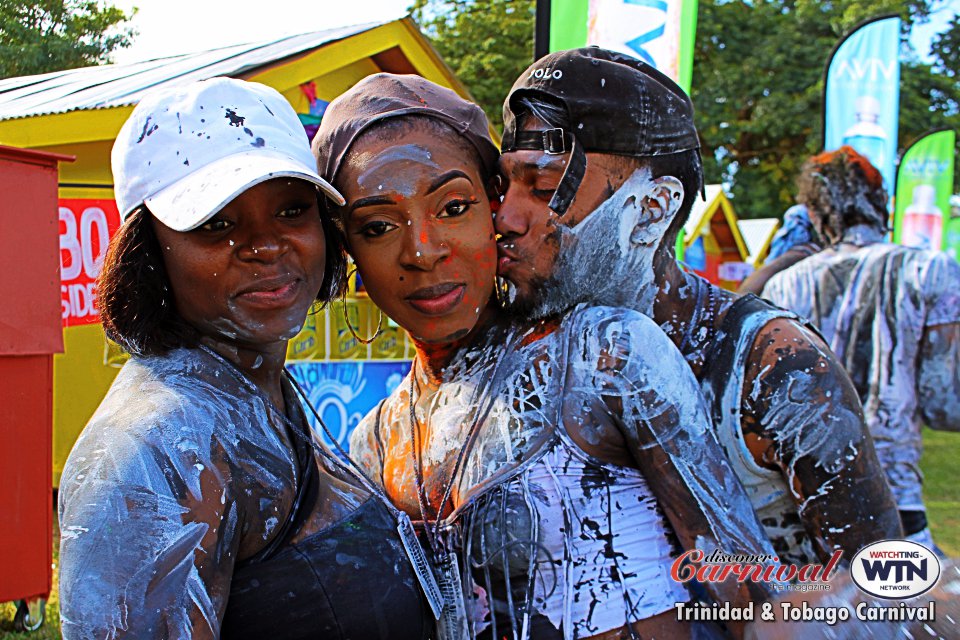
[58,402,244,639]
[742,318,902,562]
[562,306,776,608]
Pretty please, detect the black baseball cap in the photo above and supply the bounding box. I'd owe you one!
[312,73,499,185]
[502,47,702,215]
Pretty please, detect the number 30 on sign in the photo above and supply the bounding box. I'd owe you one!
[59,199,120,327]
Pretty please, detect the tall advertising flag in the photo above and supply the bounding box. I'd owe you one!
[894,128,957,259]
[539,0,699,93]
[824,15,901,202]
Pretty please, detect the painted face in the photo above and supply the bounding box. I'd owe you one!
[335,126,497,344]
[496,120,633,312]
[498,126,684,319]
[153,177,327,347]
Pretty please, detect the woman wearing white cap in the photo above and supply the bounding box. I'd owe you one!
[57,78,431,639]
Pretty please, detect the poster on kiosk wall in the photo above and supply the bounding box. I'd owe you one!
[823,14,901,204]
[893,128,957,259]
[541,0,699,93]
[59,199,121,327]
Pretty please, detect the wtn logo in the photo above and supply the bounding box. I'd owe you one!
[860,558,927,583]
[851,540,940,599]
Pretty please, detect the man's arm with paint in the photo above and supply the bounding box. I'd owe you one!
[918,322,960,431]
[564,307,776,612]
[918,254,960,432]
[742,318,902,562]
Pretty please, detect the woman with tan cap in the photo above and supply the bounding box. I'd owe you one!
[316,73,774,640]
[58,77,431,639]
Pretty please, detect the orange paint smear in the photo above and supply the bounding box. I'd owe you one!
[520,317,562,347]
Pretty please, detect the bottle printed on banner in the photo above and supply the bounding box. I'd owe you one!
[901,184,943,251]
[371,315,407,360]
[286,310,326,361]
[330,297,370,360]
[842,96,887,172]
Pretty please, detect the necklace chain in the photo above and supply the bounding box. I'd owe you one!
[407,335,509,555]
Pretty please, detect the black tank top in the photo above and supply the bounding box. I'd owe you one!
[221,389,431,640]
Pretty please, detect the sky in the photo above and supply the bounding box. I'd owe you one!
[111,0,411,64]
[909,1,958,61]
[111,0,956,65]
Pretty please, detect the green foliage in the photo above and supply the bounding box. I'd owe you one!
[411,0,535,130]
[693,0,947,218]
[0,0,136,79]
[413,0,957,216]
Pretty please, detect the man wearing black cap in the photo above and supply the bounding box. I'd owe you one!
[494,47,902,566]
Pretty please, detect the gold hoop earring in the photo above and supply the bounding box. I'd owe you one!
[494,276,510,308]
[343,301,384,345]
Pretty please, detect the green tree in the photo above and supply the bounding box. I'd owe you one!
[913,13,960,186]
[693,0,940,218]
[412,0,535,130]
[0,0,136,79]
[412,1,956,215]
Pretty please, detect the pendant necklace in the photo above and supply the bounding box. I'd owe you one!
[407,344,508,640]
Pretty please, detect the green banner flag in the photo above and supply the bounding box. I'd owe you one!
[544,0,699,93]
[893,129,956,259]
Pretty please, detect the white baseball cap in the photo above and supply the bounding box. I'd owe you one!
[112,77,345,232]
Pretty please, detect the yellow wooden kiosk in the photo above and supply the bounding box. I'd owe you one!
[681,185,752,289]
[0,17,476,485]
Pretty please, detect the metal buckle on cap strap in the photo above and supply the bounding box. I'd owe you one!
[542,128,567,154]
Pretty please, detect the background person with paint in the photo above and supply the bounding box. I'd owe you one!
[764,146,960,552]
[494,47,902,568]
[57,78,431,640]
[737,204,822,296]
[314,72,775,640]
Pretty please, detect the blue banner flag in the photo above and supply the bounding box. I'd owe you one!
[824,15,901,202]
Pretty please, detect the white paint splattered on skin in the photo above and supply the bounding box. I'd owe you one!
[355,144,437,198]
[498,164,900,564]
[765,228,960,512]
[57,346,370,638]
[522,168,680,321]
[352,305,775,639]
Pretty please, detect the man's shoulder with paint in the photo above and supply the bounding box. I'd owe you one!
[563,302,663,335]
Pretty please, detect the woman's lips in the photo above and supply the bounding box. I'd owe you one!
[406,283,466,316]
[235,275,302,308]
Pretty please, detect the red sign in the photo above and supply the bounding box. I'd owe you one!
[59,199,121,327]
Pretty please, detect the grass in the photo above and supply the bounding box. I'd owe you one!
[920,428,959,556]
[1,429,955,638]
